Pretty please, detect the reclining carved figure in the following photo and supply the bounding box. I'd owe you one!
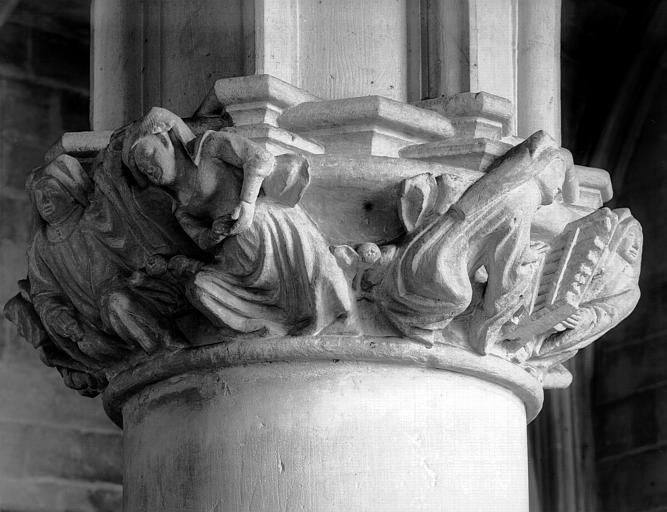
[26,155,189,363]
[124,107,353,337]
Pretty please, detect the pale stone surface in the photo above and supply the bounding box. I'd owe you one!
[295,0,412,101]
[400,137,513,172]
[252,0,415,101]
[400,92,513,172]
[92,0,418,131]
[226,124,324,155]
[517,0,562,141]
[417,92,513,138]
[573,164,614,209]
[195,75,325,155]
[278,96,455,157]
[44,130,113,163]
[423,0,517,117]
[197,74,321,128]
[301,154,479,244]
[122,360,530,512]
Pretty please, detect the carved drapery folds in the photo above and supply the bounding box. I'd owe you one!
[4,76,641,408]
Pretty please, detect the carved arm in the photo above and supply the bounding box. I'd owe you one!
[174,207,223,251]
[201,131,276,205]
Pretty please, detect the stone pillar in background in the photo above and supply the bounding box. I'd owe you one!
[4,2,637,511]
[92,0,563,139]
[92,0,418,130]
[421,0,518,128]
[517,0,562,142]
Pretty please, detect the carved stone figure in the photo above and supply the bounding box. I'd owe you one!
[519,208,642,381]
[2,89,643,415]
[377,131,578,350]
[331,242,398,294]
[123,107,353,336]
[25,154,189,368]
[4,279,107,396]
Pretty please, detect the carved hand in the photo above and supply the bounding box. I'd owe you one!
[228,201,256,236]
[210,215,235,240]
[52,312,84,342]
[58,367,105,397]
[522,241,549,264]
[537,308,597,356]
[168,255,204,278]
[561,308,594,330]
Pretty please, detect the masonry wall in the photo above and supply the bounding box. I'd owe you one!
[0,3,122,511]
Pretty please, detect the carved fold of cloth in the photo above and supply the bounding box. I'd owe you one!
[189,200,352,336]
[27,134,198,362]
[378,131,576,351]
[378,183,539,348]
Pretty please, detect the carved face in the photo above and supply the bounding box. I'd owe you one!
[356,243,381,265]
[619,228,641,264]
[33,177,79,225]
[133,132,177,186]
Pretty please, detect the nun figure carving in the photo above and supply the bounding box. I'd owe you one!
[26,154,188,367]
[124,107,352,337]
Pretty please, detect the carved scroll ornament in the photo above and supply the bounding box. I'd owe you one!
[4,103,641,398]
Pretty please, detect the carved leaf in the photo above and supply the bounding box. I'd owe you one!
[399,173,438,233]
[263,154,311,207]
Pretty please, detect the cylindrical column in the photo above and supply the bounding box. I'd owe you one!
[109,339,542,512]
[124,364,528,511]
[517,0,562,141]
[91,0,142,130]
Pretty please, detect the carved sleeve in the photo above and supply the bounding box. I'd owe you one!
[174,208,218,251]
[201,131,276,205]
[28,245,75,325]
[471,191,542,351]
[540,286,640,356]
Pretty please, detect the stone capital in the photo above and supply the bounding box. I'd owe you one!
[5,74,642,512]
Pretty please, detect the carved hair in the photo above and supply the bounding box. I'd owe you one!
[121,108,197,186]
[138,107,196,146]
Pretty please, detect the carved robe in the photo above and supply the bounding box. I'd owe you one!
[378,132,574,350]
[533,210,642,361]
[29,133,197,358]
[181,134,352,336]
[28,221,128,330]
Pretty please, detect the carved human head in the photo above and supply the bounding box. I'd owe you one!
[356,242,381,265]
[29,155,91,225]
[612,210,643,267]
[126,107,196,187]
[132,132,178,186]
